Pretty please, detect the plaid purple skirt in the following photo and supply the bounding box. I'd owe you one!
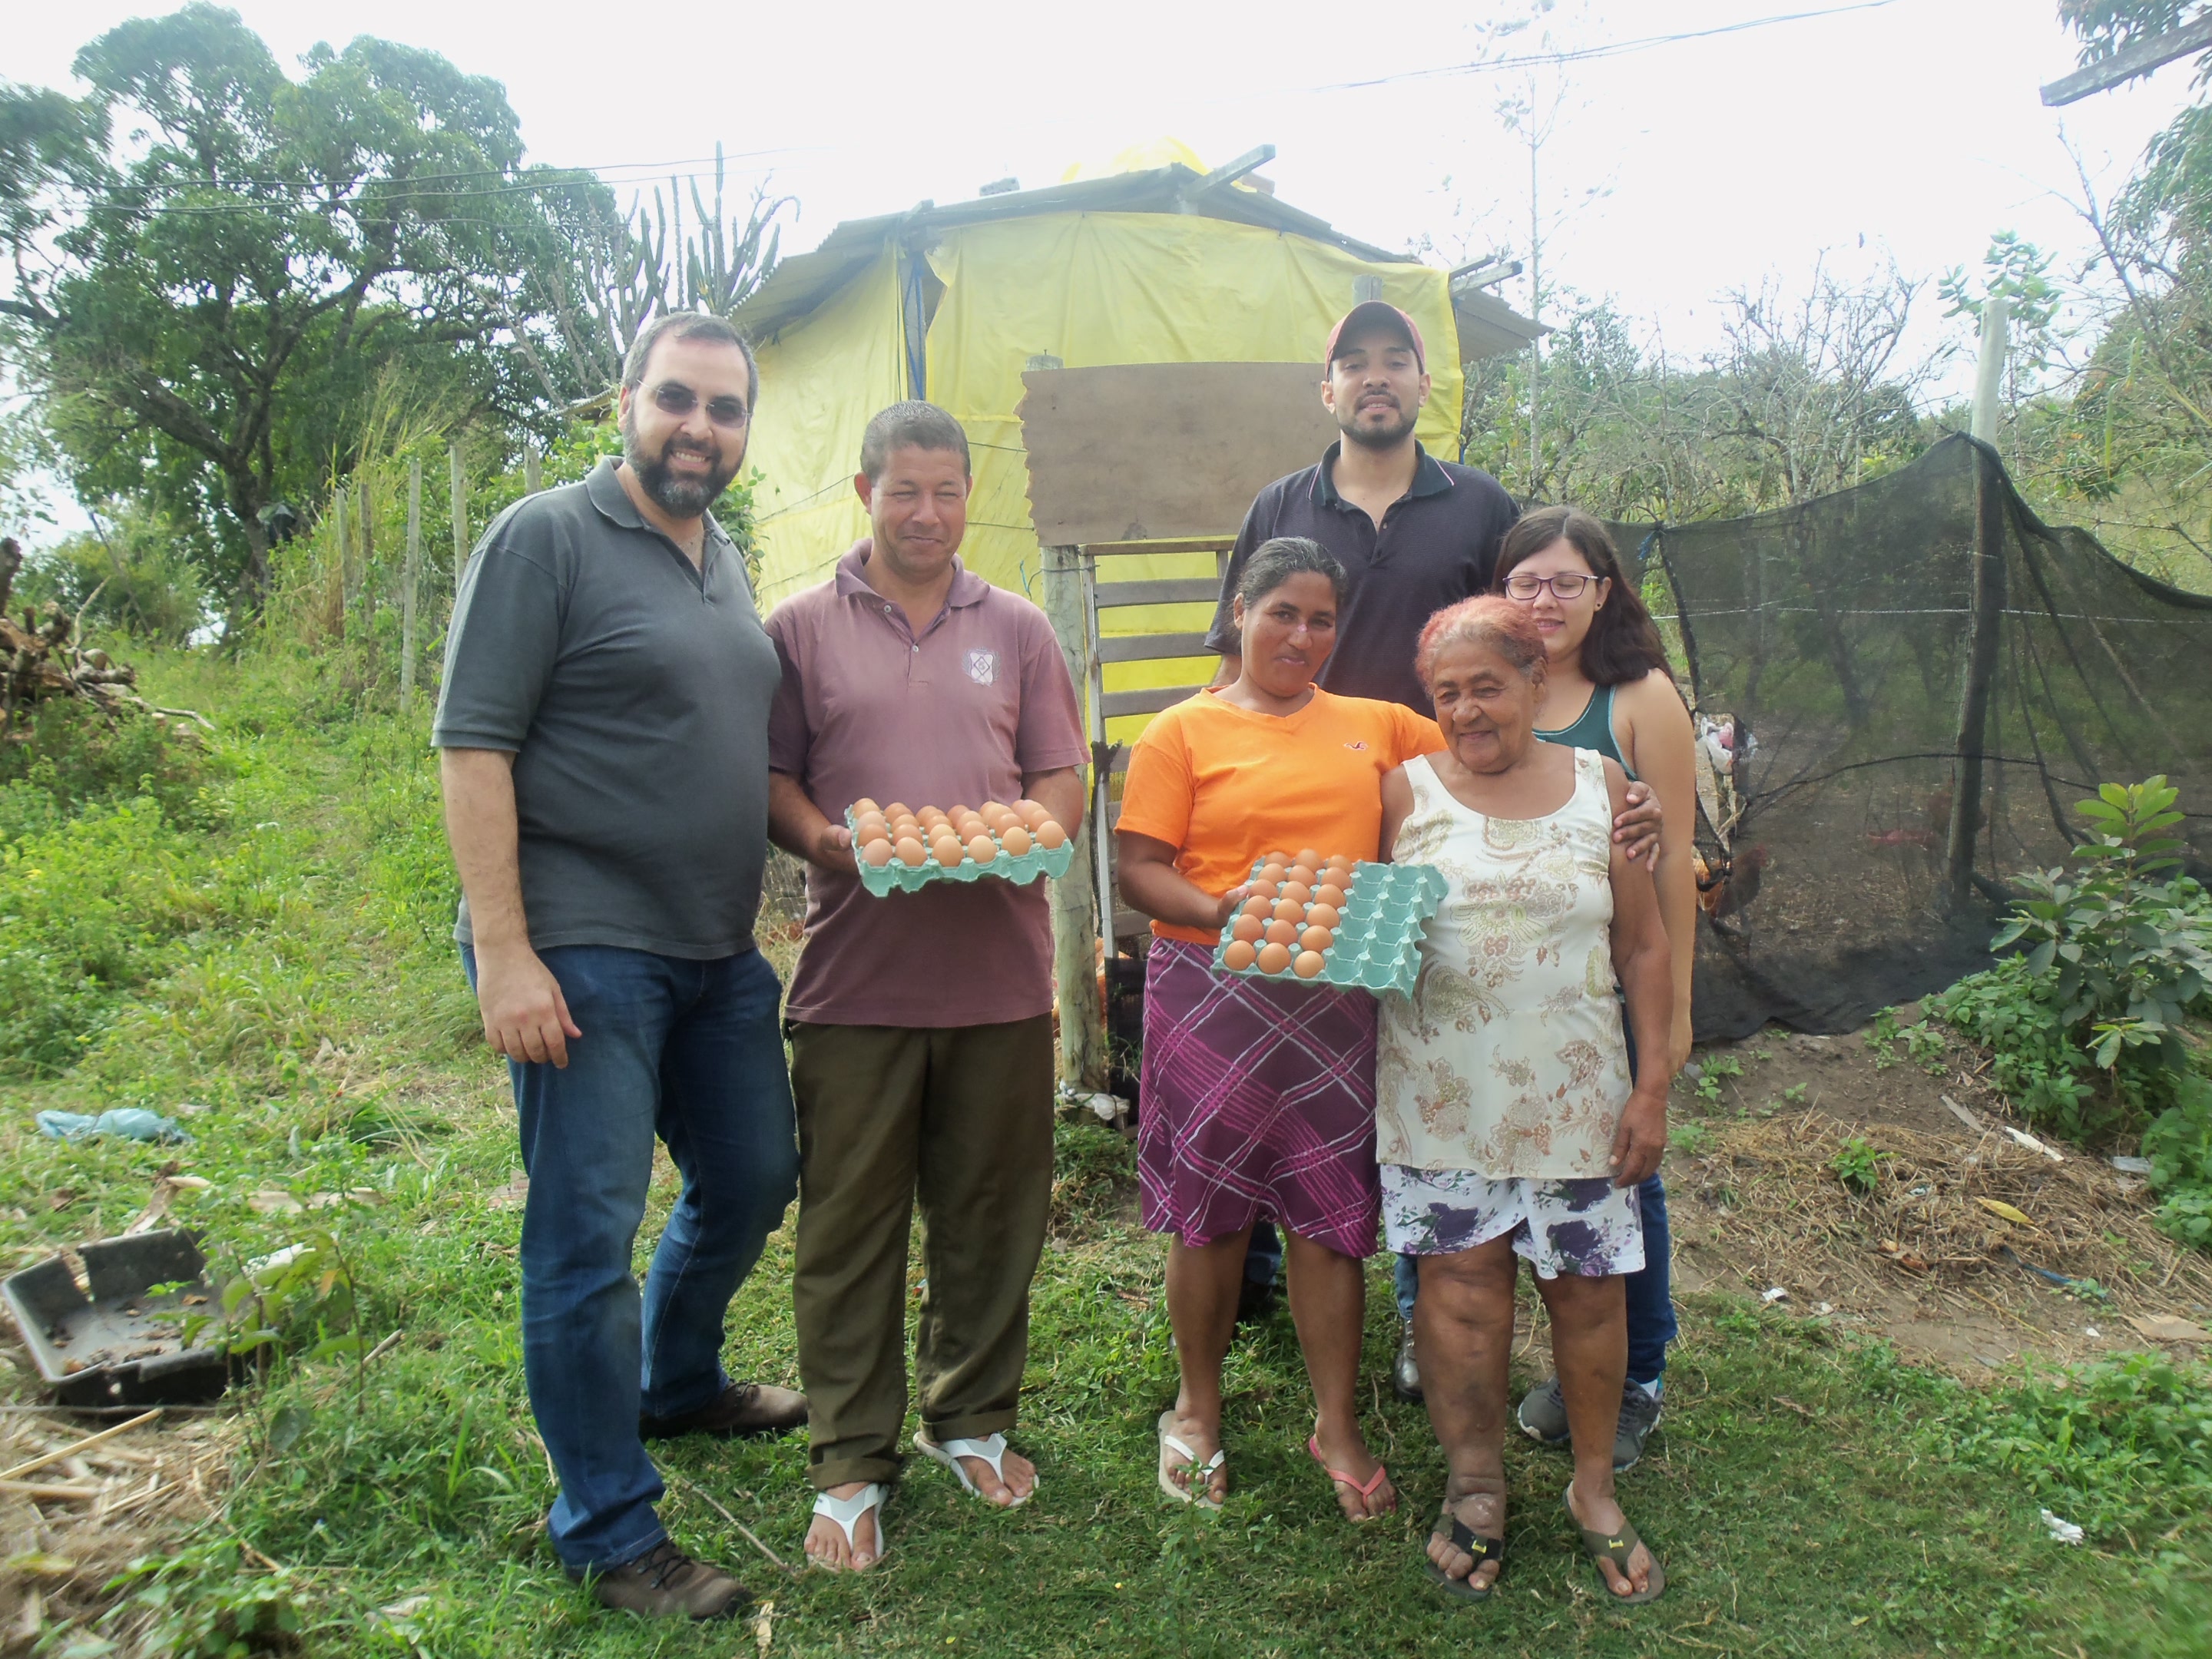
[1138,938,1380,1259]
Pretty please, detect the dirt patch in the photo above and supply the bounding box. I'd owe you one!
[0,1397,242,1648]
[1665,1016,2212,1377]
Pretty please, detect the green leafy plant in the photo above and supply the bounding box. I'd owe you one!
[100,1538,303,1655]
[1903,1022,1947,1072]
[1668,1121,1713,1157]
[1780,1082,1810,1106]
[1830,1134,1887,1194]
[1995,777,2211,1076]
[2141,1073,2212,1249]
[1865,1005,1902,1068]
[1933,958,2098,1136]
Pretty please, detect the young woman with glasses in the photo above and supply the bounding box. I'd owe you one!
[1491,505,1698,1476]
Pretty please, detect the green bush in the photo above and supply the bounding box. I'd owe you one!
[1933,957,2098,1135]
[0,693,222,828]
[2141,1074,2212,1249]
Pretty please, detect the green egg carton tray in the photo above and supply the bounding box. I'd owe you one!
[1210,860,1447,996]
[847,809,1077,896]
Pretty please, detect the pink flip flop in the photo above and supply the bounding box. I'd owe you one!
[1307,1433,1392,1520]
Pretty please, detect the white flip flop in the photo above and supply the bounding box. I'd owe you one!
[1156,1409,1224,1510]
[809,1482,887,1569]
[913,1431,1032,1508]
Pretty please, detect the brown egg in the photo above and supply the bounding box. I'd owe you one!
[1299,925,1333,953]
[1260,862,1288,885]
[1015,797,1048,824]
[1264,849,1292,866]
[1036,820,1067,849]
[1306,902,1341,931]
[934,839,965,867]
[966,833,998,864]
[1314,884,1346,911]
[1324,859,1354,882]
[1280,881,1313,906]
[1257,942,1292,975]
[1002,825,1032,856]
[955,818,989,843]
[852,797,881,816]
[862,839,893,868]
[1286,863,1317,887]
[896,836,927,866]
[919,809,949,829]
[884,801,911,818]
[891,818,921,839]
[1295,848,1321,869]
[1271,899,1303,924]
[1223,939,1257,971]
[1231,913,1265,943]
[949,803,974,820]
[1263,919,1298,947]
[1293,949,1326,979]
[1247,879,1280,901]
[854,814,889,841]
[1240,896,1273,921]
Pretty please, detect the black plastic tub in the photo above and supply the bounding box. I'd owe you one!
[1,1229,230,1408]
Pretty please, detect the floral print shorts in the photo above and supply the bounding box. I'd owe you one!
[1380,1164,1645,1280]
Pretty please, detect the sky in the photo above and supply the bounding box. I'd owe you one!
[3,0,2203,539]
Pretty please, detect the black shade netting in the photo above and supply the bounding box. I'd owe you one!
[1611,432,2212,1040]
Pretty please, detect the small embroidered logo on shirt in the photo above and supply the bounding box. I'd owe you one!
[1343,740,1369,750]
[965,649,998,685]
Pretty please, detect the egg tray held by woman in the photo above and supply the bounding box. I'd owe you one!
[845,798,1078,896]
[1210,851,1447,997]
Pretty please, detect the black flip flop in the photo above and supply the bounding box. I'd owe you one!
[1426,1512,1506,1602]
[1563,1489,1666,1604]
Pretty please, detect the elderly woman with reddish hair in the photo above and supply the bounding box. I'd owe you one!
[1378,596,1677,1607]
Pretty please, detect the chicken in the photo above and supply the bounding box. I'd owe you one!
[1695,845,1770,919]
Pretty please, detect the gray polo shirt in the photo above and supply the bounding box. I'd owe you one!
[432,458,780,959]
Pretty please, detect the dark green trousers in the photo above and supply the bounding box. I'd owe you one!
[788,1015,1054,1489]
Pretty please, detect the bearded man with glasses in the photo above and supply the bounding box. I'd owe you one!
[435,313,803,1622]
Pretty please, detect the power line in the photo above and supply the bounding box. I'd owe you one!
[1320,0,1906,91]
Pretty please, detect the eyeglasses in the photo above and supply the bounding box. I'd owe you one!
[1504,572,1598,601]
[649,382,750,427]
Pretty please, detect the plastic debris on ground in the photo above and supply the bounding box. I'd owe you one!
[2108,1155,2154,1175]
[34,1108,190,1144]
[2040,1509,2085,1545]
[1056,1087,1128,1124]
[1762,1286,1789,1303]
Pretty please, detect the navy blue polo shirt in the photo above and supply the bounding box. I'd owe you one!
[1204,442,1518,714]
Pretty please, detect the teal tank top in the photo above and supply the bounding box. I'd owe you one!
[1534,684,1634,779]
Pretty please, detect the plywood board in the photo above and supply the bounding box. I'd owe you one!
[1018,363,1339,546]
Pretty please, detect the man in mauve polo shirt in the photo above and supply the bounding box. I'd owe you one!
[764,401,1088,1574]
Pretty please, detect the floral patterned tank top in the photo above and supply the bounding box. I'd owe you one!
[1376,747,1633,1178]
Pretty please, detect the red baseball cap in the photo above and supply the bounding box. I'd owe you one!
[1325,300,1426,373]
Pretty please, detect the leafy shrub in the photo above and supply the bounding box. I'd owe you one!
[1933,957,2098,1136]
[1942,1352,2212,1540]
[101,1538,303,1655]
[0,693,221,828]
[1993,777,2211,1081]
[2141,1073,2212,1249]
[1830,1134,1886,1193]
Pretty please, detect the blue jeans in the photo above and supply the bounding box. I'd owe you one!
[462,944,799,1573]
[1392,1174,1677,1383]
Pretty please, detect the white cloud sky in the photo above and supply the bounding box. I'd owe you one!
[5,0,2201,538]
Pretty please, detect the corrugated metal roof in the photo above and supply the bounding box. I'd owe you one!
[730,163,1542,363]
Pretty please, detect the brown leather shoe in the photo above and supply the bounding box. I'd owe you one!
[581,1539,750,1620]
[638,1380,807,1440]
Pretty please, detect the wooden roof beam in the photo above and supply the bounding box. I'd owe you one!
[2042,13,2212,105]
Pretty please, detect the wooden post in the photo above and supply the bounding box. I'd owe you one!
[401,458,422,706]
[525,445,542,495]
[448,444,469,584]
[356,479,375,641]
[1041,541,1105,1091]
[1947,298,2011,902]
[332,489,349,635]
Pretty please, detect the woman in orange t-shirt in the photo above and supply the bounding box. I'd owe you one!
[1116,537,1439,1522]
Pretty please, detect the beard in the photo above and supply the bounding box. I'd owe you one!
[621,407,743,516]
[1339,397,1419,450]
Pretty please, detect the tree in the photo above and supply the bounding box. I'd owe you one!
[0,5,579,614]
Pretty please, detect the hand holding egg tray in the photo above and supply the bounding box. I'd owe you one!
[846,797,1076,896]
[1210,850,1446,998]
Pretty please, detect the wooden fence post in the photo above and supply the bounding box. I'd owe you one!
[449,444,469,585]
[332,489,349,636]
[401,458,422,706]
[1041,541,1105,1091]
[356,478,375,642]
[1946,298,2011,903]
[525,445,542,495]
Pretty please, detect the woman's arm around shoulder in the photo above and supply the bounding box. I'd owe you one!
[1602,756,1675,1189]
[1618,667,1700,1071]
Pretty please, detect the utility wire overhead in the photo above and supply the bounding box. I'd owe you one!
[1321,0,1905,91]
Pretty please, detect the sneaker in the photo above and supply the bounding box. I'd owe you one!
[1392,1320,1424,1403]
[1515,1374,1570,1445]
[639,1381,807,1441]
[578,1539,750,1621]
[1516,1376,1663,1471]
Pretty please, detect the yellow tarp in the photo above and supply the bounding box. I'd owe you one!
[746,210,1464,737]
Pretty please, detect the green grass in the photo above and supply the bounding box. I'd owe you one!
[4,651,2210,1657]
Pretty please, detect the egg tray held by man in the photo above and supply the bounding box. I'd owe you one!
[1210,850,1447,997]
[846,798,1076,896]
